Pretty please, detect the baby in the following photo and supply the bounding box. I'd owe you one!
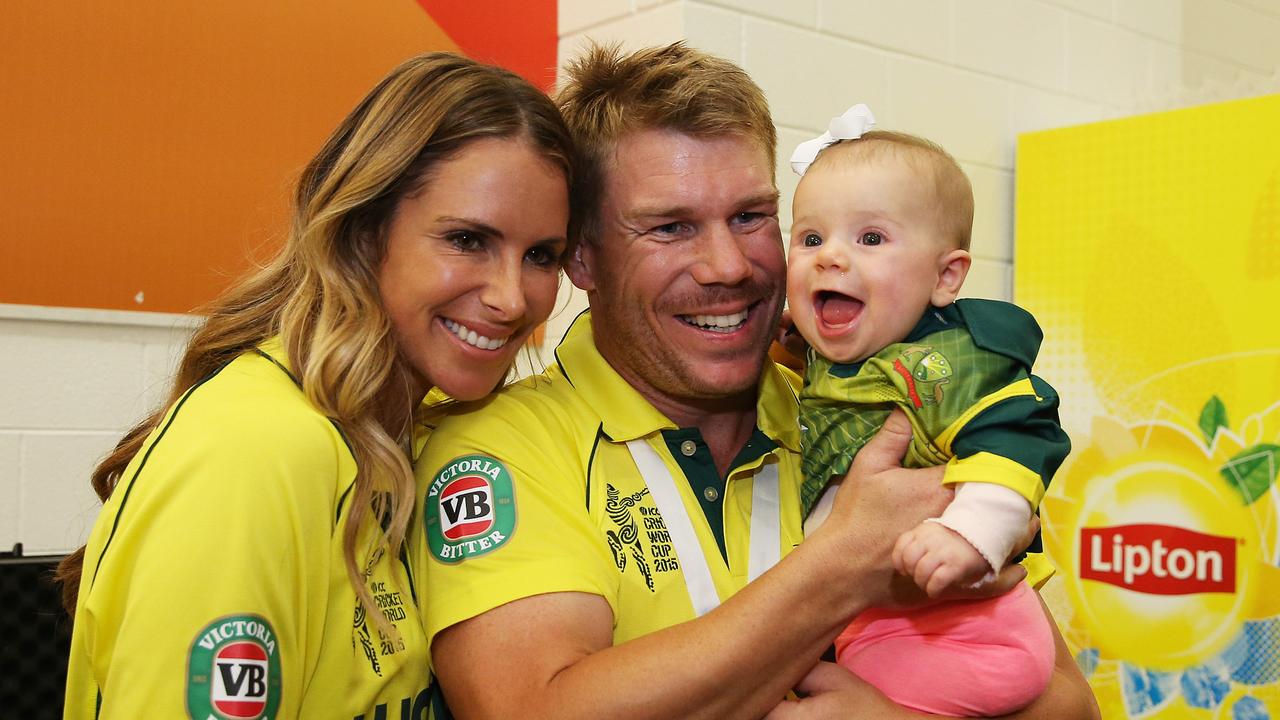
[787,105,1071,716]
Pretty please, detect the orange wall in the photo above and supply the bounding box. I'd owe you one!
[1,1,556,313]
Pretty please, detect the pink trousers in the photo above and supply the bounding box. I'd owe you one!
[835,581,1055,717]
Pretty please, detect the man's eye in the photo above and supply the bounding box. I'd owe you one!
[652,222,686,235]
[803,233,822,247]
[859,231,883,246]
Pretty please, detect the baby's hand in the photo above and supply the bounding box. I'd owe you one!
[892,521,991,598]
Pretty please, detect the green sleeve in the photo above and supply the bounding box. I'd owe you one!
[950,375,1072,495]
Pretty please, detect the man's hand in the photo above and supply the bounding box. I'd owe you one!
[764,663,908,720]
[814,410,1027,609]
[768,309,808,372]
[812,410,951,609]
[893,521,991,597]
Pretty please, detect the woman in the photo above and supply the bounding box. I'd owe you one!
[57,52,574,719]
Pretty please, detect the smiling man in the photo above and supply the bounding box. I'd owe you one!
[413,43,1098,720]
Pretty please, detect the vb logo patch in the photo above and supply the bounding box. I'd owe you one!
[426,454,516,563]
[187,615,281,720]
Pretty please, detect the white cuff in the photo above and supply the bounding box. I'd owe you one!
[929,482,1032,572]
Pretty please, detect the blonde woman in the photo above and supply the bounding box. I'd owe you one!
[57,53,574,719]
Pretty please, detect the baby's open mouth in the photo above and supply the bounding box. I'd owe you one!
[815,291,863,327]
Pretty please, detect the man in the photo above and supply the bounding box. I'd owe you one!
[414,43,1098,719]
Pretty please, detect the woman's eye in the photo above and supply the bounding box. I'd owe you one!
[525,245,562,268]
[448,231,485,251]
[859,231,883,246]
[803,233,822,247]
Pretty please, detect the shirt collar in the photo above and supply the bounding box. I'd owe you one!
[553,311,800,452]
[903,302,961,343]
[255,335,298,381]
[258,335,444,460]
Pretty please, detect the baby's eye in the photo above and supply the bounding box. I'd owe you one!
[803,233,823,247]
[859,231,883,246]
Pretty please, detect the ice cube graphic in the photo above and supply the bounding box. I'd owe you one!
[1121,664,1179,716]
[1077,648,1100,677]
[1179,662,1231,709]
[1221,626,1253,674]
[1228,618,1280,686]
[1232,695,1270,720]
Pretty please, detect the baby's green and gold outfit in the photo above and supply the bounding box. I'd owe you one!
[800,299,1070,567]
[801,299,1071,715]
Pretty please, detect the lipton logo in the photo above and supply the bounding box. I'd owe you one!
[1079,524,1236,595]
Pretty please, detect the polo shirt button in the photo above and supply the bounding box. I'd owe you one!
[703,486,720,502]
[680,440,697,456]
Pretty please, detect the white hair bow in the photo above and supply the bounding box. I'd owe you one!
[789,104,877,176]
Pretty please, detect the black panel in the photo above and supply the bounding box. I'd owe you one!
[0,553,72,719]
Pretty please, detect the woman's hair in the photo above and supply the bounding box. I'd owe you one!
[56,53,575,629]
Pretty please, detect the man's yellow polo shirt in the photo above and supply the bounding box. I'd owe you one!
[414,312,807,645]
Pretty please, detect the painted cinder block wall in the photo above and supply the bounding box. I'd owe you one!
[5,0,1280,554]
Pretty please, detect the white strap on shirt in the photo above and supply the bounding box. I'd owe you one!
[748,462,781,582]
[626,439,781,617]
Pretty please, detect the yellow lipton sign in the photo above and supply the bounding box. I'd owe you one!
[1017,94,1280,718]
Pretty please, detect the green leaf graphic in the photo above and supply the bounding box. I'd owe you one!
[1219,443,1280,505]
[1199,396,1229,445]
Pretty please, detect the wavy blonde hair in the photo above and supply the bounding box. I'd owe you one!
[56,53,575,629]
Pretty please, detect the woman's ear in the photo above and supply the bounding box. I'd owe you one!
[931,248,972,306]
[565,242,597,292]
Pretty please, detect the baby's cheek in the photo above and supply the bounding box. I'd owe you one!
[784,262,809,305]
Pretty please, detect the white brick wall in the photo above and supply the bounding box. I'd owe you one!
[675,0,1280,298]
[6,0,1280,554]
[558,0,685,74]
[0,306,195,554]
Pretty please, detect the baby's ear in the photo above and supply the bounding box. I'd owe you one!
[931,248,971,306]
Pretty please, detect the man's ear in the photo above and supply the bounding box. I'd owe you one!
[565,241,597,292]
[931,248,971,306]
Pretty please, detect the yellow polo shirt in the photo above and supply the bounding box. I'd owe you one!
[64,339,433,720]
[415,312,807,646]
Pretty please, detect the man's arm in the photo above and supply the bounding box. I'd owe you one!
[762,594,1100,720]
[432,412,1024,720]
